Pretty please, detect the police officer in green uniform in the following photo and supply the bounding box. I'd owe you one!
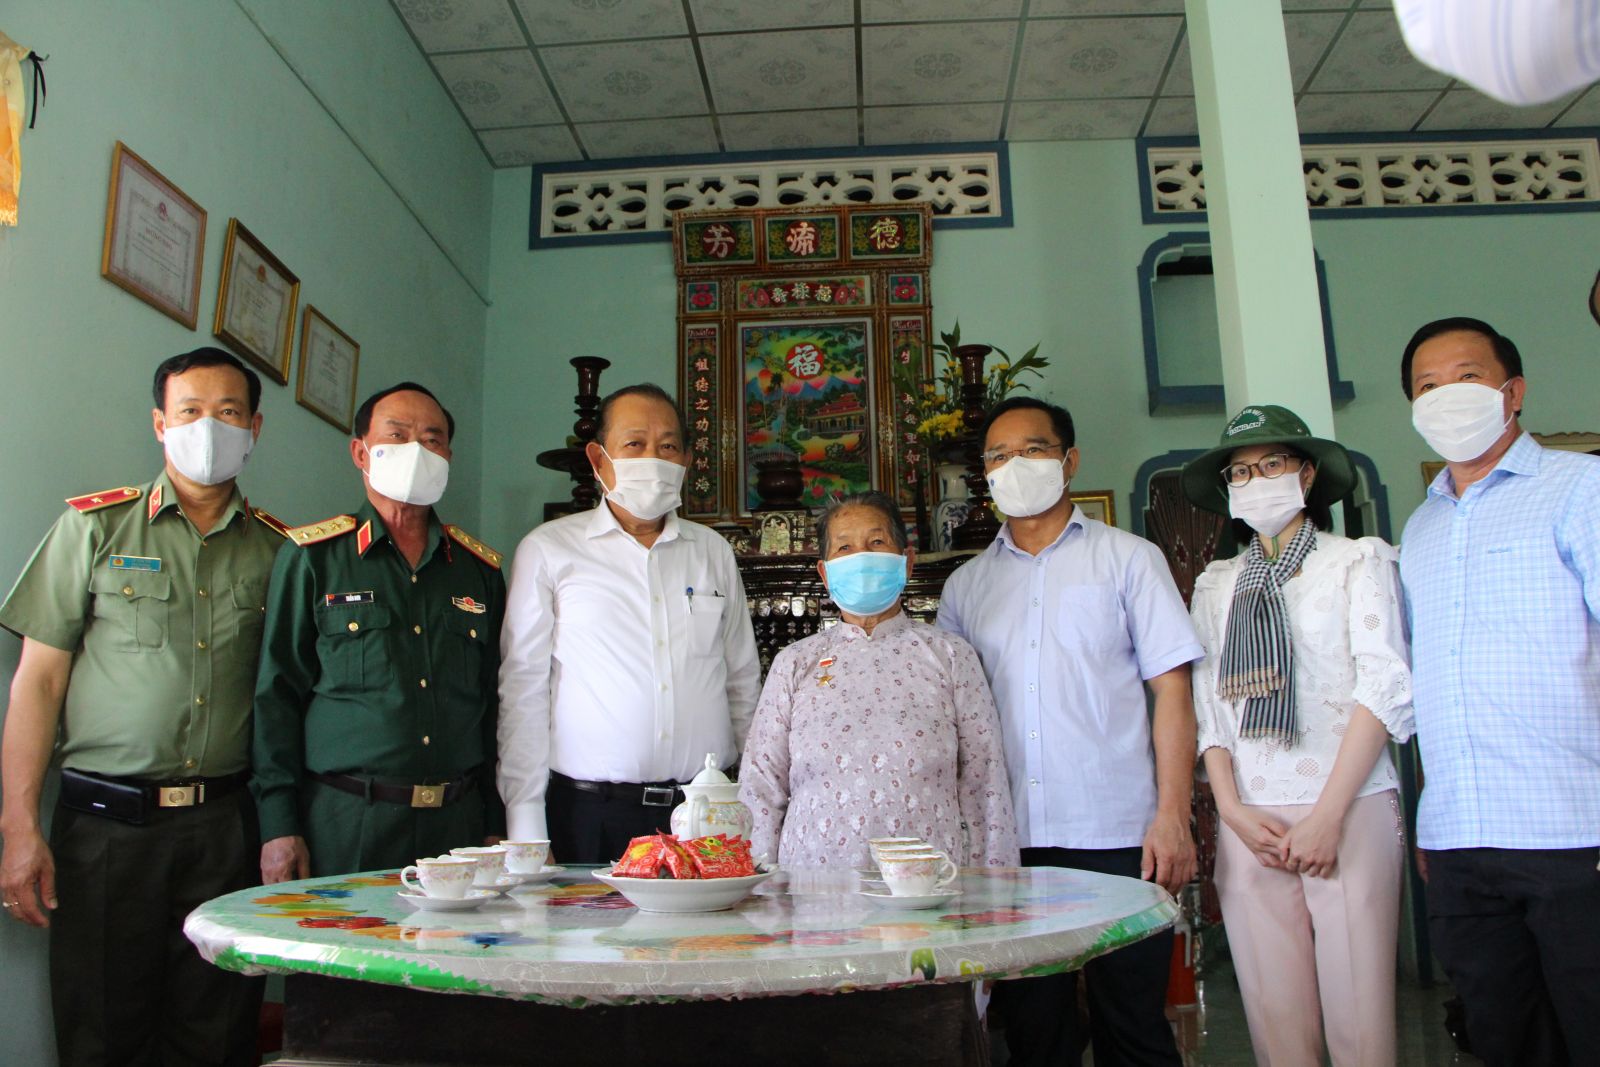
[0,348,286,1067]
[253,382,505,882]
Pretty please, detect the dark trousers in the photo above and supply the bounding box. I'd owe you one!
[1424,846,1600,1067]
[301,776,488,876]
[49,788,263,1067]
[989,847,1180,1067]
[547,775,678,866]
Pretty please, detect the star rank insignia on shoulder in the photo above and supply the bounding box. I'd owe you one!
[251,507,292,539]
[287,515,357,547]
[445,525,502,569]
[66,486,142,514]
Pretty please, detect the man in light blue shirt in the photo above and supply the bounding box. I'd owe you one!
[1399,316,1600,1066]
[939,397,1203,1067]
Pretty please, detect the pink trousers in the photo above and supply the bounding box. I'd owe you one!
[1214,789,1404,1067]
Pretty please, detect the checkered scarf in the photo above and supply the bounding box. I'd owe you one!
[1216,521,1317,746]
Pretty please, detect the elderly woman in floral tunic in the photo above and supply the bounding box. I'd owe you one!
[738,492,1018,868]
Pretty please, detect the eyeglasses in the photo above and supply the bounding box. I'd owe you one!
[1221,452,1303,487]
[980,443,1062,468]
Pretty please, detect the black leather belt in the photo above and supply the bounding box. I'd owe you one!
[311,770,478,809]
[549,772,680,807]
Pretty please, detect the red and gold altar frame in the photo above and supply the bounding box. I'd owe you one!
[673,203,934,524]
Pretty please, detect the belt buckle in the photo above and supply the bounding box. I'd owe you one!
[410,784,445,809]
[158,784,200,808]
[642,786,675,807]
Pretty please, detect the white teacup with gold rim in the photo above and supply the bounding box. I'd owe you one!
[450,845,509,887]
[500,840,551,874]
[879,851,959,897]
[400,857,478,899]
[868,837,925,868]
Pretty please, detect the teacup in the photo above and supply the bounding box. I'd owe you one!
[878,850,959,897]
[450,845,510,887]
[400,857,478,899]
[868,837,925,869]
[501,840,551,874]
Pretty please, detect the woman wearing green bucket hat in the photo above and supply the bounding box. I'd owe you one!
[1181,405,1416,1066]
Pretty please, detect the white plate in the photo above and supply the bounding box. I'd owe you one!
[591,867,775,913]
[856,888,960,911]
[396,888,498,912]
[480,875,523,895]
[505,865,569,887]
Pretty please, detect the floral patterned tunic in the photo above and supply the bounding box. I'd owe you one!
[738,612,1019,868]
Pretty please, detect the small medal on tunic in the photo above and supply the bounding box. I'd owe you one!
[452,595,487,614]
[816,655,836,688]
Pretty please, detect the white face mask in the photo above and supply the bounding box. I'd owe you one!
[598,448,685,521]
[366,441,450,506]
[1411,381,1514,463]
[986,456,1066,518]
[162,416,254,486]
[1227,471,1307,538]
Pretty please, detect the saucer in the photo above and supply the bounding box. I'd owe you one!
[505,865,568,887]
[856,888,959,911]
[481,875,523,895]
[396,888,498,912]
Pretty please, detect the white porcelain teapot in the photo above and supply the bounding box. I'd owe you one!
[670,753,754,841]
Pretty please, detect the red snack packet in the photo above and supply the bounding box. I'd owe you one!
[682,834,757,879]
[612,834,698,879]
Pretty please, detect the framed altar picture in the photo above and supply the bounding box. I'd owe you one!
[1070,490,1116,529]
[213,219,300,384]
[1420,460,1445,489]
[295,305,360,433]
[100,142,207,329]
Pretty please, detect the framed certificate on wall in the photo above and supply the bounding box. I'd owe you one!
[295,305,360,433]
[100,142,207,329]
[213,219,299,384]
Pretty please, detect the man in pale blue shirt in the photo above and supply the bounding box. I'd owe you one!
[938,397,1203,1067]
[1399,317,1600,1067]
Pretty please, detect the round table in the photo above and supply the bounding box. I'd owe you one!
[186,865,1175,1066]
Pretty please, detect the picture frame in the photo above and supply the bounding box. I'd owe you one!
[1070,490,1117,529]
[213,219,300,385]
[295,305,360,433]
[1420,460,1446,489]
[100,142,207,329]
[1422,431,1600,490]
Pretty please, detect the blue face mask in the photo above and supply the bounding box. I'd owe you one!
[823,551,908,616]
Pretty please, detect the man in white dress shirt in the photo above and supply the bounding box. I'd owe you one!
[498,384,761,863]
[938,397,1203,1067]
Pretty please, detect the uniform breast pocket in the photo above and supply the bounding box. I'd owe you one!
[314,604,395,693]
[89,570,171,653]
[226,579,267,650]
[443,611,490,700]
[1053,584,1123,657]
[688,594,726,656]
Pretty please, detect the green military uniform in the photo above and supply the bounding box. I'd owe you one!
[251,500,506,876]
[0,470,286,1067]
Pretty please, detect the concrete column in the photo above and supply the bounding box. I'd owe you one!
[1186,0,1334,436]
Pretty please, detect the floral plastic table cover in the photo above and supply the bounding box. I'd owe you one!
[184,866,1176,1007]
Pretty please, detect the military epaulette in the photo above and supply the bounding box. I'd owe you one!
[287,515,357,547]
[446,524,502,569]
[252,507,292,539]
[66,486,142,514]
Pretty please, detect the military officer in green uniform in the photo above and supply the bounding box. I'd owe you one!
[253,382,505,882]
[0,348,286,1066]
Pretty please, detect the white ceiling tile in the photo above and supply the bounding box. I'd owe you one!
[1309,10,1448,92]
[719,109,861,152]
[863,22,1017,106]
[1030,0,1183,13]
[541,38,707,121]
[1014,16,1182,99]
[1142,95,1196,136]
[577,116,720,159]
[862,0,1023,21]
[479,125,584,165]
[1295,90,1437,133]
[864,103,1004,145]
[1553,85,1600,127]
[688,0,852,33]
[1420,88,1577,132]
[513,0,687,44]
[1168,12,1344,94]
[700,28,858,113]
[433,50,564,126]
[395,0,525,52]
[1006,98,1149,140]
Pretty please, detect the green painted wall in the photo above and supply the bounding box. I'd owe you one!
[0,3,492,1061]
[482,140,1600,551]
